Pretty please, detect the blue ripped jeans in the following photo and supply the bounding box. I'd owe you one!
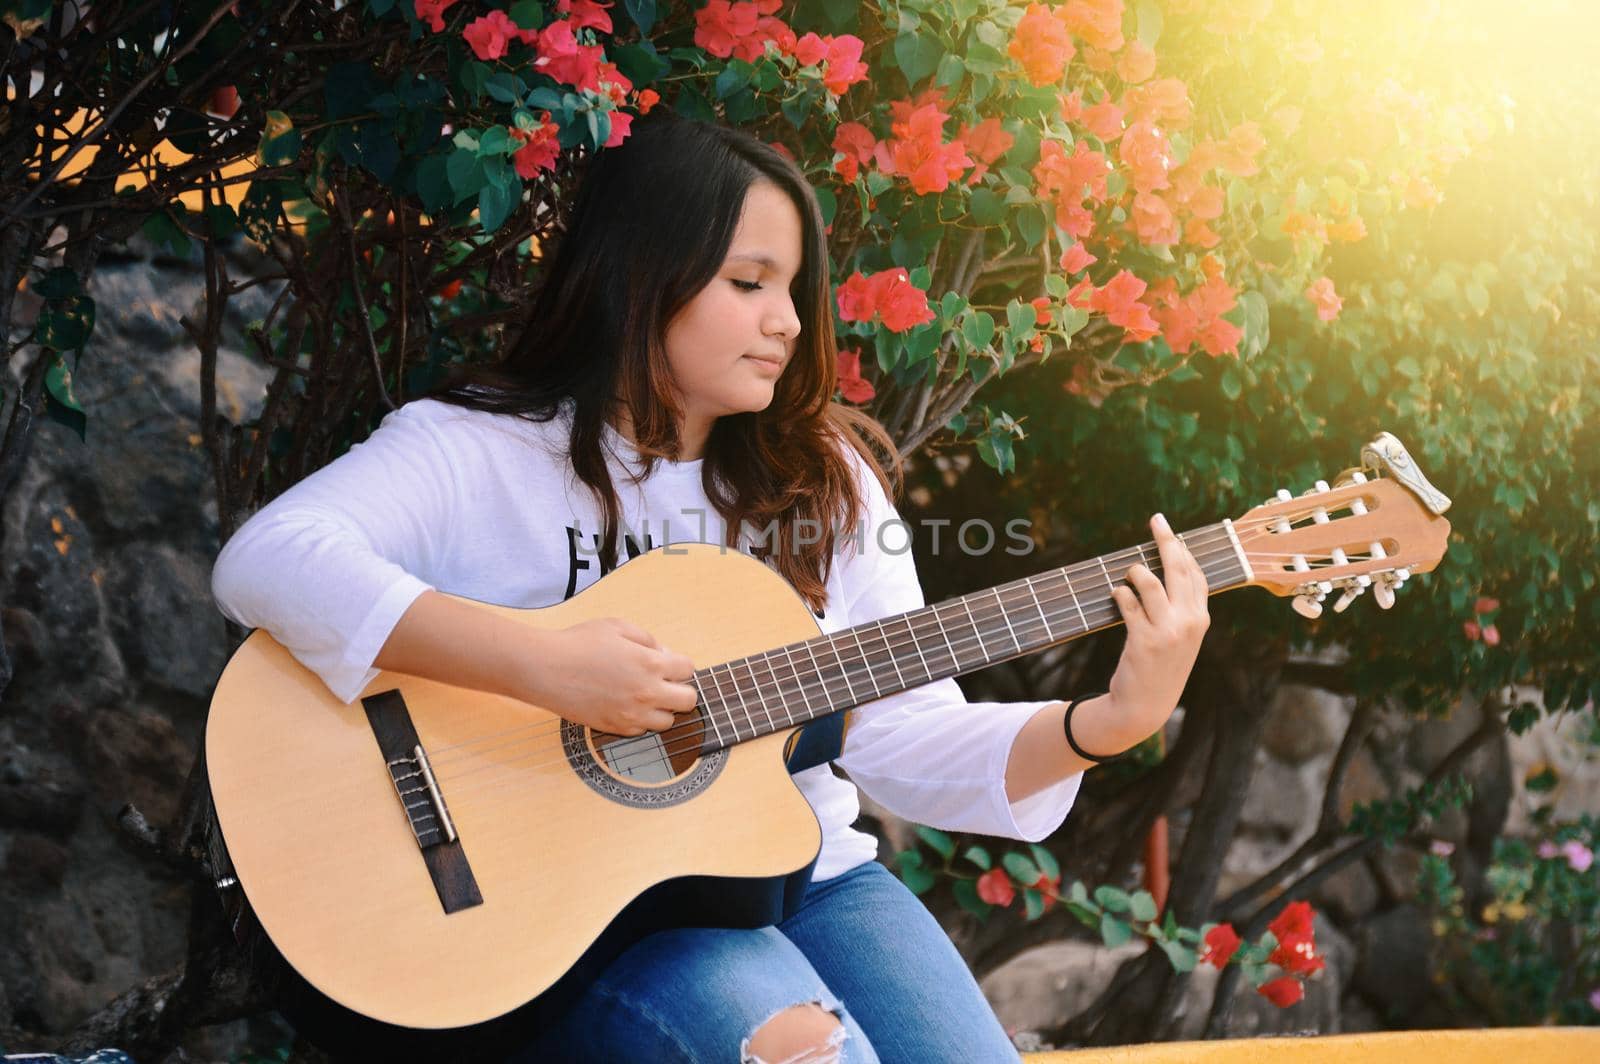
[519,860,1022,1062]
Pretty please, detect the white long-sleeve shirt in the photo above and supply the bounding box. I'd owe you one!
[210,397,1081,879]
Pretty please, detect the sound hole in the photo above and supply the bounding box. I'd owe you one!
[589,709,708,784]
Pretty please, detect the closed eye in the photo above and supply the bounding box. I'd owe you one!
[731,279,763,292]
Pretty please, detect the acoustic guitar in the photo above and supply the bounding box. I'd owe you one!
[205,431,1451,1049]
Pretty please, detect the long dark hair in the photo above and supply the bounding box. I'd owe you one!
[431,110,898,612]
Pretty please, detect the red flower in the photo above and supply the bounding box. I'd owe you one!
[414,0,460,34]
[207,85,240,120]
[836,269,935,332]
[1305,277,1342,322]
[694,0,759,58]
[1463,620,1482,641]
[1082,99,1125,142]
[636,88,660,115]
[1474,596,1500,614]
[1031,296,1053,326]
[463,9,518,61]
[1270,934,1327,976]
[1267,900,1316,941]
[557,0,613,33]
[509,114,561,178]
[436,278,463,300]
[832,121,877,183]
[1257,976,1305,1008]
[1201,923,1241,968]
[535,20,607,92]
[821,34,869,95]
[836,348,875,404]
[976,867,1015,907]
[1481,624,1501,647]
[960,116,1014,184]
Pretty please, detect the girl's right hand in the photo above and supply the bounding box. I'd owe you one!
[523,618,699,735]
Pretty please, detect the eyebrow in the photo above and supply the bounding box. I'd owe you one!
[726,252,793,271]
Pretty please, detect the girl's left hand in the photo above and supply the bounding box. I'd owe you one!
[1103,512,1211,747]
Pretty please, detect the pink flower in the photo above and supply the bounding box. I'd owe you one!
[1538,840,1560,860]
[1481,624,1501,647]
[1563,841,1594,873]
[1589,987,1600,1011]
[1306,276,1342,321]
[1430,840,1455,857]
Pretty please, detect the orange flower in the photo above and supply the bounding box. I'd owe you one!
[1031,296,1053,326]
[1116,40,1157,83]
[636,88,660,115]
[961,116,1015,183]
[1059,242,1097,274]
[1126,77,1193,129]
[1033,138,1111,237]
[1063,0,1125,51]
[1058,89,1084,123]
[1326,216,1367,243]
[1217,121,1266,176]
[1008,4,1076,87]
[509,114,562,178]
[1131,191,1178,246]
[1183,218,1221,249]
[832,121,877,183]
[1089,269,1161,343]
[1082,99,1125,142]
[836,269,935,332]
[1118,120,1172,193]
[1305,276,1342,322]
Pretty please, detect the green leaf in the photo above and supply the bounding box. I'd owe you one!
[447,147,484,204]
[611,40,671,87]
[953,878,990,920]
[34,267,80,300]
[1100,913,1133,948]
[915,826,956,860]
[970,187,1006,226]
[935,52,966,88]
[43,353,87,441]
[624,0,657,34]
[477,161,519,233]
[486,72,526,105]
[1094,885,1132,913]
[34,294,96,352]
[1016,204,1047,249]
[1028,844,1059,880]
[1130,890,1159,922]
[258,111,302,167]
[962,845,992,870]
[509,0,544,30]
[324,62,378,120]
[478,126,513,156]
[416,154,452,213]
[1023,888,1045,920]
[676,86,717,124]
[1220,364,1243,401]
[1158,939,1196,972]
[893,31,942,85]
[1002,852,1040,883]
[1136,0,1164,48]
[204,204,239,239]
[715,61,753,100]
[962,311,996,349]
[1006,298,1035,337]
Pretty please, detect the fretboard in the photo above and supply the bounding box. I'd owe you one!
[689,522,1250,752]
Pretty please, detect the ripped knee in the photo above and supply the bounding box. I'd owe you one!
[740,1001,847,1064]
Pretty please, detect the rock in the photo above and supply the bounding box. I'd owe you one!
[1239,753,1319,835]
[82,707,193,830]
[104,542,229,701]
[980,939,1144,1036]
[1262,685,1348,765]
[1351,903,1433,1022]
[2,832,70,891]
[1312,858,1381,923]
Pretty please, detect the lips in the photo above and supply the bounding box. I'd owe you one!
[742,354,785,370]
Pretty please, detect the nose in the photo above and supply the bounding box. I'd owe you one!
[765,292,802,344]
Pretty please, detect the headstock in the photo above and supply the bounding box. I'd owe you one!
[1232,433,1453,619]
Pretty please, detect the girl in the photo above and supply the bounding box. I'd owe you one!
[211,110,1210,1062]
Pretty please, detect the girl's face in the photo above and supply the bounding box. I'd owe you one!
[660,179,805,455]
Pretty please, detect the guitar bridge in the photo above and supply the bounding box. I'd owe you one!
[388,743,458,848]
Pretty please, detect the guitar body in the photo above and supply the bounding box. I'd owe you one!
[206,544,828,1052]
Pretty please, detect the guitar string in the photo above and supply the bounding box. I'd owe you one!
[426,546,1253,795]
[425,512,1385,776]
[423,529,1246,771]
[425,525,1387,790]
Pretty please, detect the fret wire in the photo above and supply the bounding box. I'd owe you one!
[776,644,812,723]
[714,662,751,743]
[692,673,725,749]
[990,586,1024,655]
[800,638,835,718]
[1023,576,1055,642]
[823,631,860,706]
[848,627,885,698]
[958,596,991,665]
[874,619,908,688]
[755,650,795,729]
[1060,569,1091,633]
[929,602,963,673]
[899,612,935,683]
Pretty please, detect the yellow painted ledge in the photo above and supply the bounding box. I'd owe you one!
[1023,1027,1600,1063]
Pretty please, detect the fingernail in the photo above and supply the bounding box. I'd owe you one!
[1154,513,1169,532]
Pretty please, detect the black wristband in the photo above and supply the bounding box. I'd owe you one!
[1063,693,1119,764]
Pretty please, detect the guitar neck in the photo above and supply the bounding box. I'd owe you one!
[691,521,1253,751]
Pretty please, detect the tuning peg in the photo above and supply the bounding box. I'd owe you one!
[1293,594,1324,619]
[1333,583,1365,613]
[1373,579,1396,609]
